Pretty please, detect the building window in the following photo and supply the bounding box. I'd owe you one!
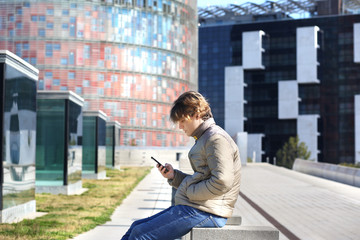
[15,43,22,57]
[62,9,69,15]
[53,43,60,51]
[38,80,44,90]
[105,82,111,88]
[60,86,68,90]
[68,72,75,79]
[31,15,37,22]
[83,80,90,87]
[46,8,54,15]
[46,22,54,29]
[53,79,60,86]
[69,52,75,65]
[39,15,46,22]
[45,43,53,57]
[45,72,53,79]
[30,57,37,65]
[75,87,82,94]
[61,58,68,65]
[8,15,14,22]
[98,74,104,81]
[70,24,75,37]
[84,45,90,59]
[98,88,104,95]
[38,29,45,37]
[23,43,29,50]
[16,22,22,29]
[62,23,68,29]
[16,8,22,15]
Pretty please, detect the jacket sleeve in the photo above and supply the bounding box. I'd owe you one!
[168,169,189,189]
[186,135,235,200]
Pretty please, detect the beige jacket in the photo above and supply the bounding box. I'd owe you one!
[169,118,241,218]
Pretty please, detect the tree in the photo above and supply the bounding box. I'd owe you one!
[276,135,311,169]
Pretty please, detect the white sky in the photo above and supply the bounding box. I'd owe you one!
[197,0,266,8]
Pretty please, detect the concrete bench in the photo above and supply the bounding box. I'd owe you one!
[184,226,279,240]
[182,216,279,240]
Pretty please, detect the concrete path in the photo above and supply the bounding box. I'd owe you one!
[72,163,360,240]
[238,163,360,240]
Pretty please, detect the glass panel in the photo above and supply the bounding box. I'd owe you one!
[3,64,37,210]
[82,116,96,173]
[114,127,121,167]
[36,99,65,186]
[97,118,106,173]
[106,125,114,168]
[67,101,82,184]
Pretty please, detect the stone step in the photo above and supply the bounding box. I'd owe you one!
[186,225,279,240]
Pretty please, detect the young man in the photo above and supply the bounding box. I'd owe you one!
[121,91,241,240]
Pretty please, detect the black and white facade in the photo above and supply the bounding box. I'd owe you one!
[199,14,360,165]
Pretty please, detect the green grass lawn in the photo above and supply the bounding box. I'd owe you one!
[0,167,151,240]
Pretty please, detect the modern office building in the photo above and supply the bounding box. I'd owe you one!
[0,0,197,147]
[198,2,360,165]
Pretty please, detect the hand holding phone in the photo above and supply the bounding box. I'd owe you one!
[151,156,169,173]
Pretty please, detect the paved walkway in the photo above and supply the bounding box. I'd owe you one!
[72,163,360,240]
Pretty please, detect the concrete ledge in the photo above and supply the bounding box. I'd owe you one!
[1,200,36,223]
[293,158,360,187]
[185,226,279,240]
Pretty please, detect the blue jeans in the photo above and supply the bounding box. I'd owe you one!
[121,205,227,240]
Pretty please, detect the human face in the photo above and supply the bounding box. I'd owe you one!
[178,115,204,137]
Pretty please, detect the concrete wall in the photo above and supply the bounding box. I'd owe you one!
[278,80,298,119]
[296,26,320,84]
[248,134,264,163]
[293,158,360,187]
[355,95,360,163]
[225,66,245,136]
[116,147,191,167]
[354,23,360,63]
[242,31,265,70]
[297,115,320,161]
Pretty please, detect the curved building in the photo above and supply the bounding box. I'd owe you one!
[0,0,198,147]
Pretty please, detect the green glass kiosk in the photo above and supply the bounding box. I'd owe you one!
[36,91,84,195]
[0,50,38,223]
[106,121,121,170]
[82,110,107,179]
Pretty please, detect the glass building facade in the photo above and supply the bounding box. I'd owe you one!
[199,14,360,164]
[0,0,198,147]
[0,50,38,222]
[36,91,83,193]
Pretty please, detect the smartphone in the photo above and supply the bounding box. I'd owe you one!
[151,156,169,173]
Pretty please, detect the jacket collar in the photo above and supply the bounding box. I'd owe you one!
[191,118,215,141]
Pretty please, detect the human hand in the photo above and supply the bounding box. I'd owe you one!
[157,163,175,180]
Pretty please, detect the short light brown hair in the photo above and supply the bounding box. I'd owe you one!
[170,91,212,122]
